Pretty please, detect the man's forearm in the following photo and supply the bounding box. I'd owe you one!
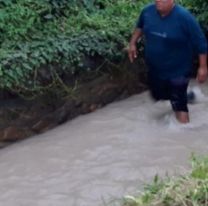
[196,54,208,83]
[129,28,143,46]
[199,54,207,68]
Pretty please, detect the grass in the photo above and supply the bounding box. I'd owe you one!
[122,154,208,206]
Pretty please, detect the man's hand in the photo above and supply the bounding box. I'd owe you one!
[196,66,208,83]
[128,44,137,63]
[128,29,143,63]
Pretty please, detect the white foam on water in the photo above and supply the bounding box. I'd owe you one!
[188,85,208,103]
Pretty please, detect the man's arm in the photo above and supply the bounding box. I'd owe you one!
[183,11,208,83]
[128,28,143,63]
[197,54,208,83]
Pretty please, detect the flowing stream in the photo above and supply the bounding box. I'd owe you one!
[0,80,208,206]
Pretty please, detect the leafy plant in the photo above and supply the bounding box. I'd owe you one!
[0,0,206,98]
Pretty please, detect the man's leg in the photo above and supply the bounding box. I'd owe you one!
[148,75,170,101]
[175,111,189,123]
[169,76,190,124]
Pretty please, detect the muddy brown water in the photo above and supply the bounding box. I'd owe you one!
[0,80,208,206]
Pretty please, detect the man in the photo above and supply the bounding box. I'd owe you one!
[128,0,208,123]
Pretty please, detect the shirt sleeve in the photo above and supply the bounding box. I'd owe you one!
[184,11,208,54]
[136,10,145,30]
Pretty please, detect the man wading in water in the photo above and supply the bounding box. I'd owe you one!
[128,0,208,123]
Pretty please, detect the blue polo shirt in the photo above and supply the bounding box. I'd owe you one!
[136,4,207,78]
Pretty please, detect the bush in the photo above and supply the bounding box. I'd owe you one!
[0,0,207,97]
[0,0,149,97]
[180,0,208,26]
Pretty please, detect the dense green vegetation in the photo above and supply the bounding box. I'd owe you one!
[0,0,207,98]
[123,155,208,206]
[0,0,148,97]
[181,0,208,28]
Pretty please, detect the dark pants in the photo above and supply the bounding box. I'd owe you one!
[148,75,189,112]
